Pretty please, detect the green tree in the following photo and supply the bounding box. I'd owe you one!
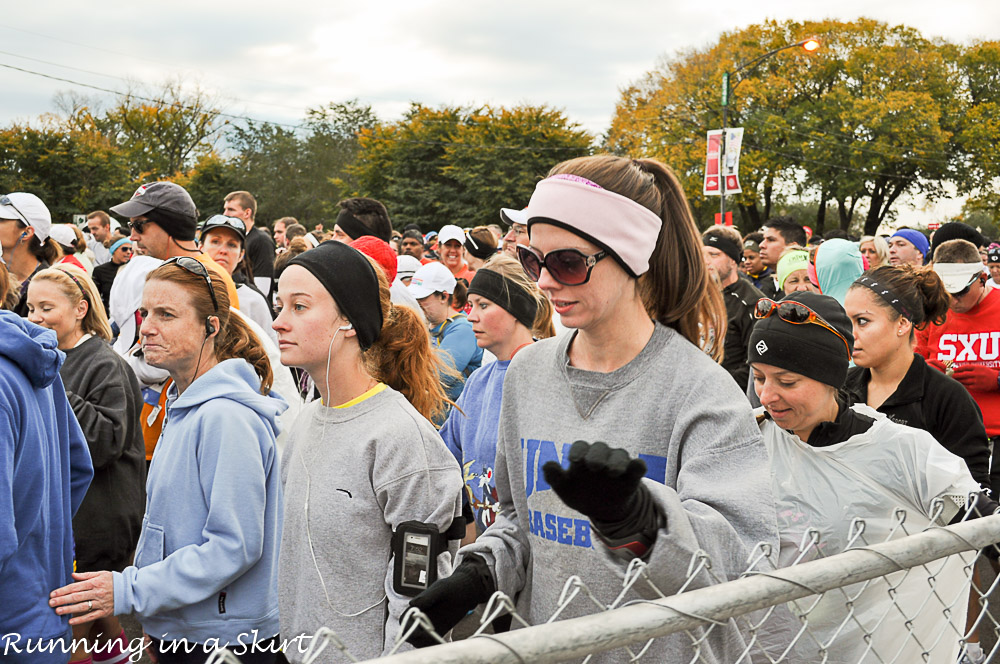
[352,104,592,231]
[0,118,128,219]
[226,99,377,227]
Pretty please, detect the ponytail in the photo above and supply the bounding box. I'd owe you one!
[360,256,455,423]
[547,155,727,360]
[216,313,274,394]
[848,264,950,336]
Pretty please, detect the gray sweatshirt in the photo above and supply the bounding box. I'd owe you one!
[278,386,463,663]
[462,322,781,663]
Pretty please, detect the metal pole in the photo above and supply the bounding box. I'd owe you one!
[362,515,1000,664]
[720,72,728,223]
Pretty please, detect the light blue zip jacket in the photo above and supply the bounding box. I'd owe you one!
[113,359,287,645]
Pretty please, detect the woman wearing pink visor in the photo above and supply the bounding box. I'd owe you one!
[407,156,785,662]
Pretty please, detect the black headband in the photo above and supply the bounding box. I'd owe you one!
[335,208,373,242]
[853,275,916,323]
[704,234,742,265]
[468,269,538,330]
[287,241,383,350]
[464,232,496,260]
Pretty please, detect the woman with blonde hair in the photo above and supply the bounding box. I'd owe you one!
[408,156,780,662]
[439,253,554,541]
[27,265,145,664]
[50,258,286,663]
[273,241,462,660]
[859,234,889,269]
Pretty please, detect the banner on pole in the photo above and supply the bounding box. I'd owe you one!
[703,130,722,196]
[722,128,744,194]
[714,212,733,226]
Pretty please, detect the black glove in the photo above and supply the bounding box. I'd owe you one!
[543,440,647,524]
[406,555,495,648]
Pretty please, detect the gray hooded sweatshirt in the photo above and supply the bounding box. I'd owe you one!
[278,386,463,663]
[461,322,781,663]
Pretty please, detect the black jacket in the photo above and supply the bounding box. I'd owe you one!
[721,275,765,389]
[845,353,992,492]
[747,267,778,299]
[246,226,276,280]
[61,336,145,571]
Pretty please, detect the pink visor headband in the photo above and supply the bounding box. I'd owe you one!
[525,174,663,277]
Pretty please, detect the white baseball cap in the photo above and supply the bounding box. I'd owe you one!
[49,224,78,249]
[408,261,457,299]
[0,192,52,242]
[396,255,422,281]
[500,207,528,226]
[437,224,465,247]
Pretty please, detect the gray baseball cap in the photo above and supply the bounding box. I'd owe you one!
[110,182,198,221]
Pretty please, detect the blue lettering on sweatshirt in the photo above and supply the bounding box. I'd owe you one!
[521,438,667,550]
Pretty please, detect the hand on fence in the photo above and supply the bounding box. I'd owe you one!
[406,554,495,648]
[543,440,647,524]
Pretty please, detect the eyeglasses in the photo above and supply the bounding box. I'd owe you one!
[754,298,852,360]
[0,195,27,224]
[516,244,609,286]
[131,218,151,234]
[163,256,218,312]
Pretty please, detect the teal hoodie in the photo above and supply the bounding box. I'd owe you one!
[112,358,287,646]
[0,311,92,662]
[816,239,865,305]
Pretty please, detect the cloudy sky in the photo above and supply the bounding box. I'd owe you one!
[1,1,997,221]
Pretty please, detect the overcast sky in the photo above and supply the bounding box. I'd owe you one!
[1,1,997,223]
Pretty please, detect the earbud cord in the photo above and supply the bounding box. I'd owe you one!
[300,326,386,618]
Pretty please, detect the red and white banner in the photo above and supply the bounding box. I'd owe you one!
[722,128,744,194]
[703,130,722,196]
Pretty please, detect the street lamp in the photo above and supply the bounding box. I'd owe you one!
[720,37,820,223]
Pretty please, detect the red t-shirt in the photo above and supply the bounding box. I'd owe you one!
[916,288,1000,435]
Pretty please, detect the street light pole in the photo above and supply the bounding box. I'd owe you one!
[718,37,820,225]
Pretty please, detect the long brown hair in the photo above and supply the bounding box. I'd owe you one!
[0,260,17,310]
[361,256,455,423]
[546,155,727,360]
[146,262,273,393]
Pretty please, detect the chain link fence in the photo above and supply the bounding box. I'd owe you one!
[207,509,1000,664]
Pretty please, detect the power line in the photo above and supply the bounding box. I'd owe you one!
[0,59,595,154]
[0,60,307,129]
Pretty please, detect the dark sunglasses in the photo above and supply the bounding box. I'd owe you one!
[0,195,27,223]
[163,256,219,312]
[516,244,609,286]
[130,218,152,234]
[754,298,852,360]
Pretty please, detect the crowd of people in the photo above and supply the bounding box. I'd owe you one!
[2,155,999,664]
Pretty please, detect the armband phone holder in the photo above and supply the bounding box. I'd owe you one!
[392,520,442,596]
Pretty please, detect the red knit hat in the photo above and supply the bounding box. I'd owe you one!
[350,236,397,282]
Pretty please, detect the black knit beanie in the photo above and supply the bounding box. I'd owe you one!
[747,291,854,389]
[144,207,198,242]
[287,241,383,350]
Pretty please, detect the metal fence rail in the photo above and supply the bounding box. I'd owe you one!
[360,514,1000,663]
[207,511,1000,664]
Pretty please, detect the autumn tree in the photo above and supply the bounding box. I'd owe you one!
[606,18,965,235]
[352,104,592,231]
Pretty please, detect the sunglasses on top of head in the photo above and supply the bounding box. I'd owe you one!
[163,256,219,312]
[516,244,608,286]
[754,298,852,361]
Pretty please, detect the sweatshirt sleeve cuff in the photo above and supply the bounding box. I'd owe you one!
[112,569,129,616]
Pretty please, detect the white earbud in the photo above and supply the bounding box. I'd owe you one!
[338,323,353,331]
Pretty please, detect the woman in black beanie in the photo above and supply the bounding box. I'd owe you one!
[748,291,988,663]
